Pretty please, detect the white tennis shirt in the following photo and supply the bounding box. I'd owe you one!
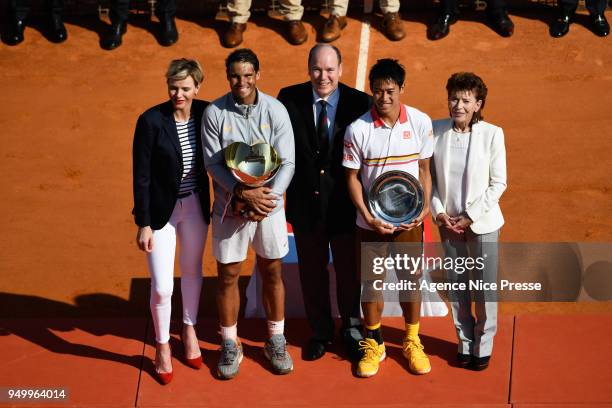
[342,104,434,230]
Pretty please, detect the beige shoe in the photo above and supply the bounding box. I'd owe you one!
[321,15,347,42]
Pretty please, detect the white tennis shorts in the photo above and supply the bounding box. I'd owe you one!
[212,209,289,264]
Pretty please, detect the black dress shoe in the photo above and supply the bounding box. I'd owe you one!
[487,11,514,37]
[591,14,610,37]
[101,21,127,50]
[457,353,471,368]
[470,355,491,371]
[159,17,178,46]
[303,338,327,361]
[49,14,67,43]
[428,13,457,40]
[341,327,364,361]
[5,18,26,46]
[550,14,571,38]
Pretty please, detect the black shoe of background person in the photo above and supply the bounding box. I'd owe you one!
[550,14,571,37]
[591,14,610,37]
[4,18,26,45]
[487,10,514,37]
[303,338,328,361]
[341,327,364,361]
[470,355,491,371]
[428,13,458,40]
[49,14,67,43]
[159,16,178,46]
[101,21,127,50]
[457,353,471,368]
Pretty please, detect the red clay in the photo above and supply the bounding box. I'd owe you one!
[0,13,611,314]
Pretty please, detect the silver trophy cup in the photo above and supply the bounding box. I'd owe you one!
[224,141,281,187]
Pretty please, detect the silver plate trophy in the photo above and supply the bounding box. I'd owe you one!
[224,141,281,186]
[367,170,424,226]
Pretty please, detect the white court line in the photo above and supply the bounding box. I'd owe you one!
[355,0,373,90]
[355,17,371,92]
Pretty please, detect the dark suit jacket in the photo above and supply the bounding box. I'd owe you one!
[278,82,372,233]
[132,99,211,230]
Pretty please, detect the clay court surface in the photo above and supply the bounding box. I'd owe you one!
[1,8,612,407]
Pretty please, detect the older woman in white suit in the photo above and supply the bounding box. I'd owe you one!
[431,72,507,371]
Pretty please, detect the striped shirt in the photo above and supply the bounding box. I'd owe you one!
[176,117,199,195]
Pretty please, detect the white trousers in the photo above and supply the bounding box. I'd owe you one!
[146,193,208,343]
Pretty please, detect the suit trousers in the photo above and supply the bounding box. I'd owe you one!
[294,223,361,341]
[439,0,507,15]
[110,0,176,24]
[440,227,499,358]
[11,0,63,20]
[227,0,350,22]
[146,193,208,344]
[558,0,607,15]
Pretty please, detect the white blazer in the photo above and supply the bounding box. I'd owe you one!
[430,119,507,235]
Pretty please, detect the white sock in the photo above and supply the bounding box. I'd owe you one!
[220,323,238,341]
[267,319,284,337]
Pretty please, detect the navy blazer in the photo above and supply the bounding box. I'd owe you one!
[132,99,211,230]
[278,82,372,233]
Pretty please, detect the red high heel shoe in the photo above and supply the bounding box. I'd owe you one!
[156,370,173,385]
[155,343,173,385]
[183,324,202,369]
[185,355,202,369]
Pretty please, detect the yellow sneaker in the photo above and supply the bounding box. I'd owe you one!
[402,336,431,374]
[356,338,386,378]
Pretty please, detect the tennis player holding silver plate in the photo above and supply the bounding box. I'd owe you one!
[368,170,424,226]
[343,59,433,379]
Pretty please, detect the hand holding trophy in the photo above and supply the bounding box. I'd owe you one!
[225,141,282,221]
[367,170,424,229]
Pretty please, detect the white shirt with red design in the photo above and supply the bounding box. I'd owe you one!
[342,104,434,230]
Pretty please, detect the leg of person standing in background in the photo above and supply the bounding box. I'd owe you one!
[550,0,608,37]
[484,0,514,37]
[5,0,30,45]
[101,0,129,50]
[378,0,406,41]
[47,0,67,43]
[223,0,251,47]
[278,0,308,45]
[320,0,349,42]
[428,0,459,40]
[155,0,179,46]
[4,0,66,45]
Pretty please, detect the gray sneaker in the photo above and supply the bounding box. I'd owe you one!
[264,334,293,374]
[217,338,243,379]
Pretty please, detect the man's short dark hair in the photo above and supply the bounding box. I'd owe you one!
[368,59,405,90]
[308,44,342,67]
[225,48,260,74]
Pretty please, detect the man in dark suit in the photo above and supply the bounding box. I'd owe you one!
[277,44,372,361]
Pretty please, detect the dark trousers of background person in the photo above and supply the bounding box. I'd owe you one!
[558,0,606,15]
[293,223,362,342]
[110,0,176,24]
[10,0,63,20]
[439,0,507,16]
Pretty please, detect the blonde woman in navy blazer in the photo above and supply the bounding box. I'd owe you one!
[430,72,507,371]
[132,59,210,384]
